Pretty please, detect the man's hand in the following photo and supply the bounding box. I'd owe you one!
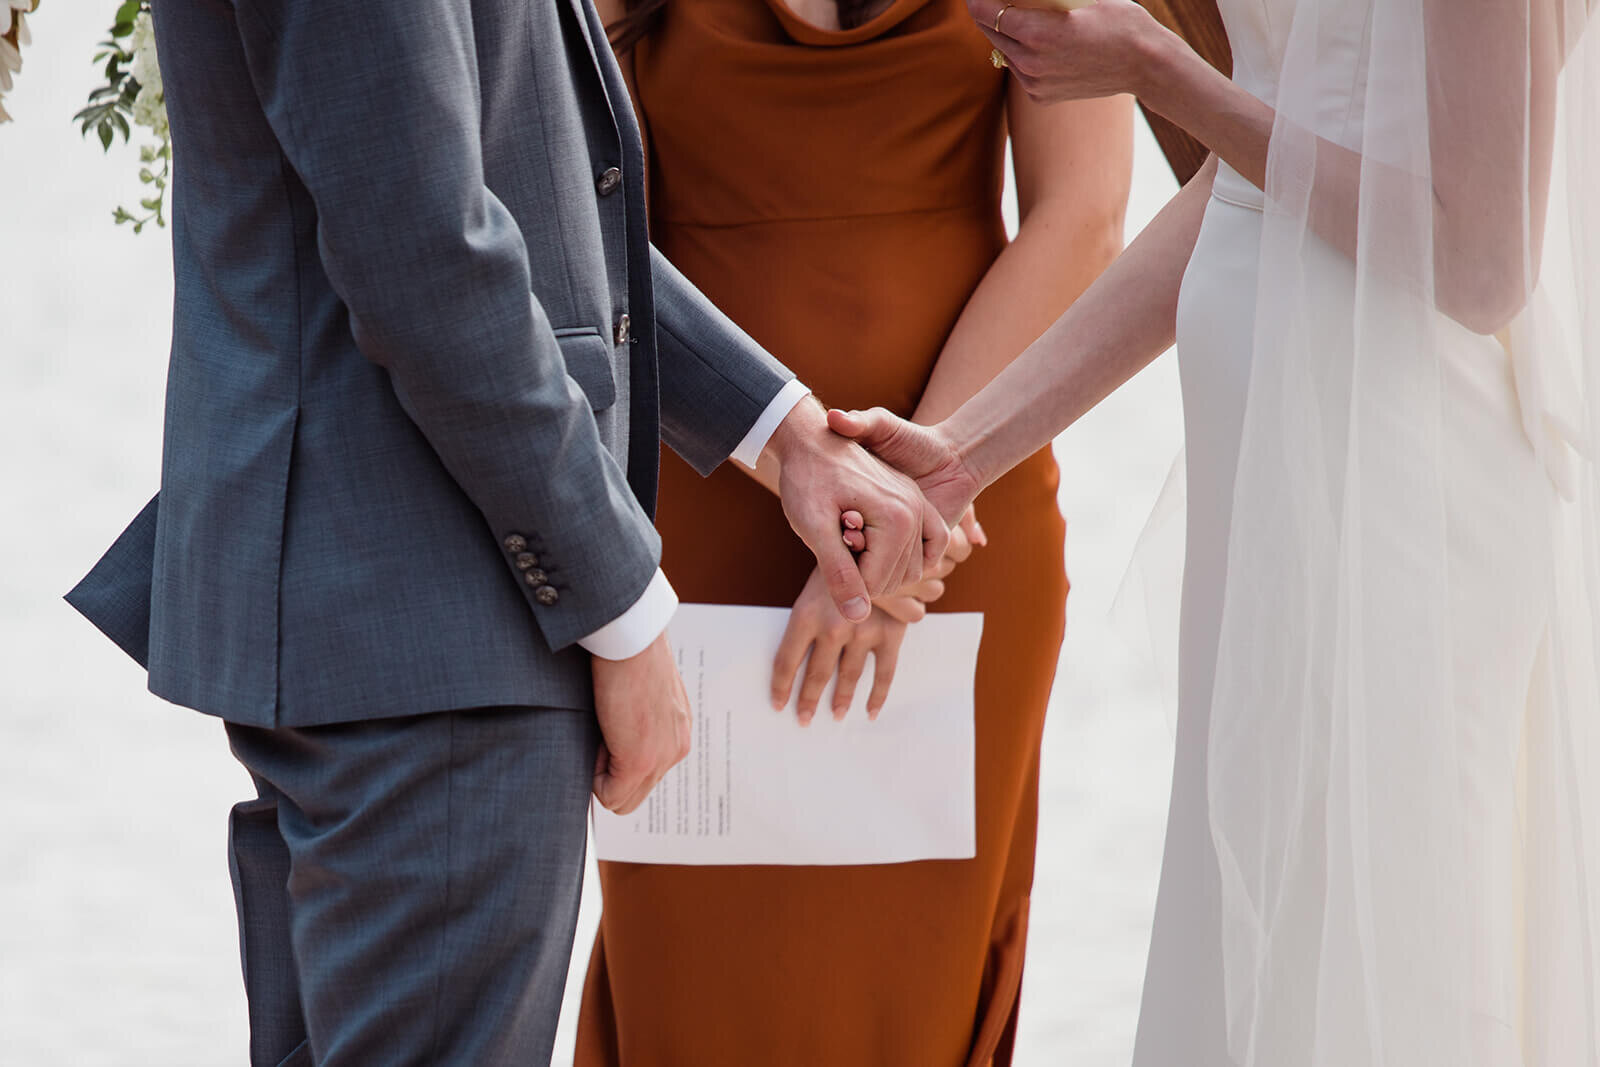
[590,632,691,815]
[875,505,986,623]
[765,398,948,623]
[826,407,984,525]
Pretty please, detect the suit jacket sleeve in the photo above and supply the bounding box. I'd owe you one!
[231,0,659,651]
[650,244,798,475]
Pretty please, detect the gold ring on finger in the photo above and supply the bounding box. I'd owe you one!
[994,3,1014,32]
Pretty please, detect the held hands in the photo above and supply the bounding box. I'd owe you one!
[591,632,691,814]
[766,398,949,622]
[771,506,986,723]
[973,0,1167,105]
[826,408,984,526]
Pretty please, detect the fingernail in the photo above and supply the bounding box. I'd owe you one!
[842,597,869,621]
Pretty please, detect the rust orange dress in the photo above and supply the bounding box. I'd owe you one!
[575,0,1068,1062]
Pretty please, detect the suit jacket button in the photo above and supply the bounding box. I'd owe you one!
[596,166,622,196]
[503,534,527,554]
[535,585,560,606]
[614,313,631,346]
[523,568,549,587]
[515,552,540,571]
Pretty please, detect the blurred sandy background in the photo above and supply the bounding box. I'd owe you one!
[0,7,1184,1063]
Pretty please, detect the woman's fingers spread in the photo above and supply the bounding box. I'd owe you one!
[868,637,904,719]
[771,614,817,710]
[796,639,845,726]
[832,641,872,720]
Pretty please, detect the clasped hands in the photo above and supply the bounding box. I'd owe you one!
[768,406,985,725]
[592,398,977,814]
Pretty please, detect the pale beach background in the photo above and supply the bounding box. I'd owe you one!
[0,7,1185,1063]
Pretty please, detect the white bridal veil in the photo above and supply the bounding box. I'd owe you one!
[1205,0,1600,1063]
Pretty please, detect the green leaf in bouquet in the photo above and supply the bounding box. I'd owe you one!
[98,124,113,151]
[140,145,156,163]
[115,0,143,25]
[139,197,161,211]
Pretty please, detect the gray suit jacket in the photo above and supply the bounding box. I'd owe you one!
[68,0,793,727]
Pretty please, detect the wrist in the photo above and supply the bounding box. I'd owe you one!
[1129,17,1186,113]
[762,392,828,468]
[932,419,988,504]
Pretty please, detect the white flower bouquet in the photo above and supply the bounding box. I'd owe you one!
[73,0,170,231]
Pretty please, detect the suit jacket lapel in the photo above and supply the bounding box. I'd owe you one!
[562,0,610,106]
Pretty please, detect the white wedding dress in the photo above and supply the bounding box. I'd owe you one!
[1130,0,1600,1063]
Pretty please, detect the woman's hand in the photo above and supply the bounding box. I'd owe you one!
[827,408,983,524]
[772,567,910,725]
[972,0,1174,105]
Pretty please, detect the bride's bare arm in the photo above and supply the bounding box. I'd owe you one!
[909,89,1133,426]
[890,156,1217,515]
[977,0,1569,334]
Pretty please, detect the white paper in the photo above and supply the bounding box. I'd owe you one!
[591,603,983,866]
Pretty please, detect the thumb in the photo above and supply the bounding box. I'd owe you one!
[813,534,872,623]
[592,743,634,813]
[827,407,934,479]
[827,407,891,446]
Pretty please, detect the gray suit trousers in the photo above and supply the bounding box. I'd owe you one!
[225,708,599,1067]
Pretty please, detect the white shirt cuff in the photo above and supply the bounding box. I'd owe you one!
[576,568,679,661]
[729,379,811,470]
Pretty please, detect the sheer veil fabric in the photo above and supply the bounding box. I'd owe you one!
[1204,0,1600,1063]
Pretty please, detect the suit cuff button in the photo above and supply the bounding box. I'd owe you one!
[514,552,540,570]
[503,534,528,554]
[534,585,560,606]
[523,568,550,588]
